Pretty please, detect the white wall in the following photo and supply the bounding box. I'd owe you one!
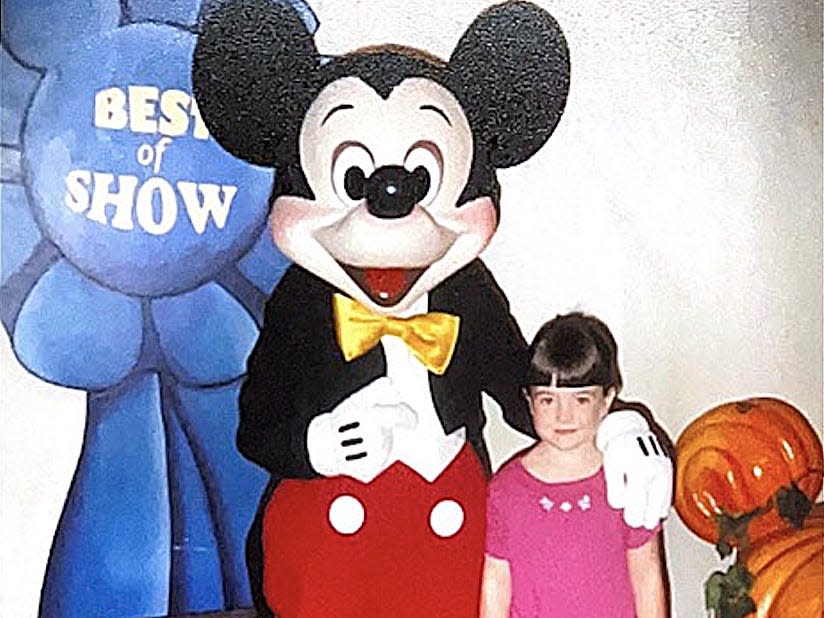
[2,1,822,616]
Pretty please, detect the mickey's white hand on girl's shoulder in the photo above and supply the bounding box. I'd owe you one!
[596,409,673,530]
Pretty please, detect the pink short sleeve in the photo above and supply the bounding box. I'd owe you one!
[484,483,510,559]
[624,520,662,549]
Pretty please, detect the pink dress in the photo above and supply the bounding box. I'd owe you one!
[485,459,658,617]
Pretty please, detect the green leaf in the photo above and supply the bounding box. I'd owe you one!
[704,563,756,618]
[739,596,757,617]
[776,483,813,529]
[705,570,726,609]
[726,563,754,589]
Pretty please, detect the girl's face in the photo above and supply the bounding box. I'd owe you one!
[526,385,616,452]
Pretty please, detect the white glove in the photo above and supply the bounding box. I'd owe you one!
[306,377,418,483]
[596,410,672,530]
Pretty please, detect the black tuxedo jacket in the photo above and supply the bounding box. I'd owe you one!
[237,259,535,480]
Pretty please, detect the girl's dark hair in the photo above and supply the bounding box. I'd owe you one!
[525,312,622,393]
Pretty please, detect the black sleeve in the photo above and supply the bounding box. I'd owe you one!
[237,267,320,479]
[471,264,536,439]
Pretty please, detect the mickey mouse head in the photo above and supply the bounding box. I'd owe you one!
[193,0,570,314]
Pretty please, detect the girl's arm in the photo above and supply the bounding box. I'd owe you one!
[627,532,669,617]
[480,554,512,618]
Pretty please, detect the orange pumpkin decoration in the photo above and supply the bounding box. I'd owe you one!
[746,515,823,617]
[675,397,823,547]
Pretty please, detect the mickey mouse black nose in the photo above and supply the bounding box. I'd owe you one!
[364,165,430,219]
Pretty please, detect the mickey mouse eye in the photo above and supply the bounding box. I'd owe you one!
[332,143,375,207]
[404,142,442,206]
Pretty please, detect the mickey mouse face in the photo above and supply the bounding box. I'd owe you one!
[270,75,498,311]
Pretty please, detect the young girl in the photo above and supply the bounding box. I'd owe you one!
[481,313,669,617]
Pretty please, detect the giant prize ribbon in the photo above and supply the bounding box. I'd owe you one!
[1,1,318,616]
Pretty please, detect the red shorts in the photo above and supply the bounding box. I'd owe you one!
[262,444,486,618]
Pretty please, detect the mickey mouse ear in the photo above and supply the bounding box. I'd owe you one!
[193,0,321,167]
[447,1,570,169]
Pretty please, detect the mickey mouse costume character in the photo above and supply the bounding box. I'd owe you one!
[193,1,673,616]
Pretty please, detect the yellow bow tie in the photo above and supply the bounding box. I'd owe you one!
[333,294,460,375]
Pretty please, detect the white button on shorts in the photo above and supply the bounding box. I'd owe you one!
[328,495,365,535]
[429,499,464,538]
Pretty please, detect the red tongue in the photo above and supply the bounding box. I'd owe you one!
[364,268,407,301]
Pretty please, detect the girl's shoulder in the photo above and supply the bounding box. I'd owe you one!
[488,456,528,492]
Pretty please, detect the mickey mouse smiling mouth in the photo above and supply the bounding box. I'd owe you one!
[340,265,427,307]
[269,74,498,313]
